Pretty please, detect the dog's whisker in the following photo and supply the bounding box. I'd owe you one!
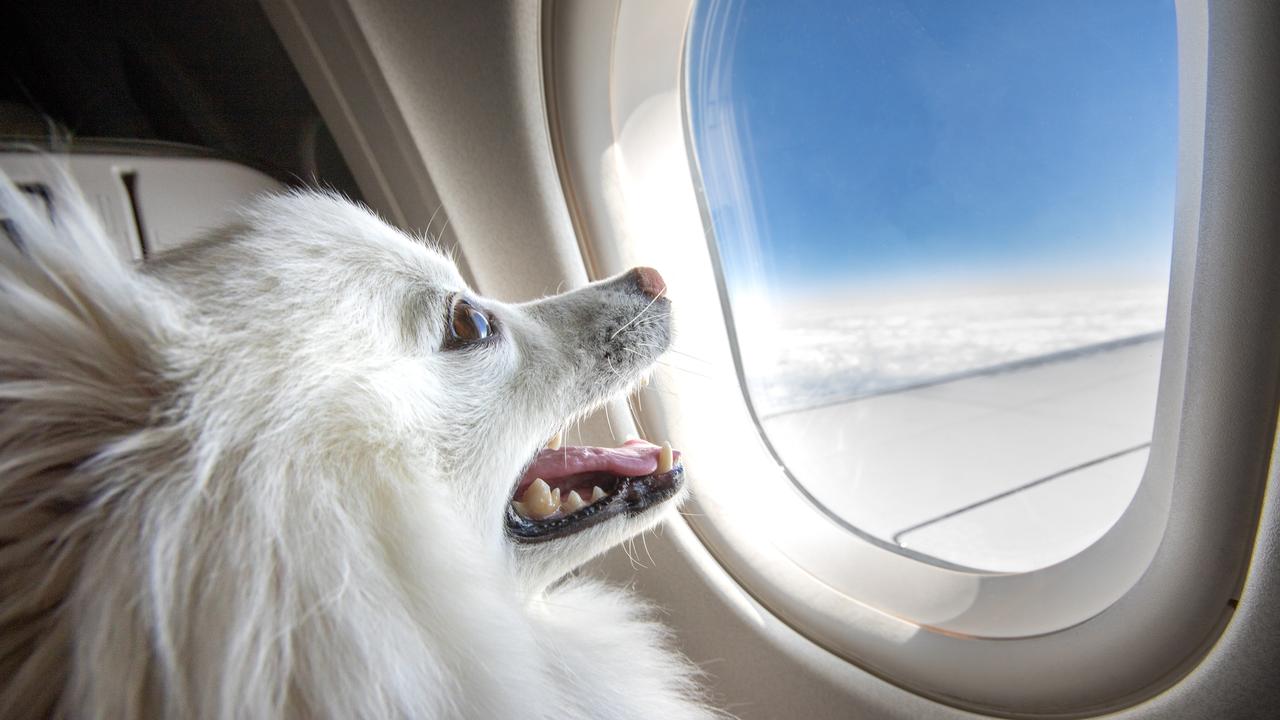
[629,538,650,570]
[629,338,711,368]
[621,347,725,381]
[638,342,713,366]
[668,348,713,364]
[640,531,655,566]
[425,202,445,240]
[642,385,684,399]
[631,389,645,420]
[620,539,640,570]
[650,360,733,384]
[437,216,453,246]
[609,286,666,340]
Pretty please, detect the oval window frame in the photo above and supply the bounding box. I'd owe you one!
[542,0,1277,713]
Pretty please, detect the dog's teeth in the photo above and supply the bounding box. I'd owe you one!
[511,500,529,518]
[563,490,585,513]
[657,441,673,475]
[590,486,607,504]
[521,478,559,519]
[546,431,562,451]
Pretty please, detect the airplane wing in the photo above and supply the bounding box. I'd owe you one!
[760,337,1162,572]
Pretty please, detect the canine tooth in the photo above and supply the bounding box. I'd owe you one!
[521,478,558,519]
[563,490,585,513]
[590,486,607,504]
[657,441,673,475]
[511,500,529,517]
[546,431,562,451]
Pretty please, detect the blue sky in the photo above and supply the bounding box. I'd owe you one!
[688,0,1179,293]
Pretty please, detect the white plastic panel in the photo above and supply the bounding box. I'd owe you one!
[0,152,281,256]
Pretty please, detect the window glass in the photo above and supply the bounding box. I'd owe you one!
[687,0,1178,571]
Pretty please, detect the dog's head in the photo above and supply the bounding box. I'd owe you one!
[155,191,683,590]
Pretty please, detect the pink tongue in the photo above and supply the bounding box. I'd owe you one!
[518,439,674,492]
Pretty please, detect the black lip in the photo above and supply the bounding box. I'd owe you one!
[505,464,685,544]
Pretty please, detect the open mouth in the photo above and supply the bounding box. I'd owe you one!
[506,437,685,543]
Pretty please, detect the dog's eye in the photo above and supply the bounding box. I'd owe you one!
[447,297,493,346]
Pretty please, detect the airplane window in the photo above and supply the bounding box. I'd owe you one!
[686,0,1177,571]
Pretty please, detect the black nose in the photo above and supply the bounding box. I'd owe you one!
[624,266,667,300]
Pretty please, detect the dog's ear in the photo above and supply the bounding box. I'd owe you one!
[0,167,184,715]
[0,166,177,470]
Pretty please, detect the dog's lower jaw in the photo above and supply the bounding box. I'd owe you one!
[514,484,691,594]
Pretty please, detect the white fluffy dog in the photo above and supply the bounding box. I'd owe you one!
[0,172,715,719]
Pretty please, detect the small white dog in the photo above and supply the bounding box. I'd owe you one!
[0,173,716,719]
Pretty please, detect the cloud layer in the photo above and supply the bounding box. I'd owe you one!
[741,285,1168,418]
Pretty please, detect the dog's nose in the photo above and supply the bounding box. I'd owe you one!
[627,266,667,300]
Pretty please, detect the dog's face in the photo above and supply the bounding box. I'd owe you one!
[154,192,682,590]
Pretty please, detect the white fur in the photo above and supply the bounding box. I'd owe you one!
[0,169,717,720]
